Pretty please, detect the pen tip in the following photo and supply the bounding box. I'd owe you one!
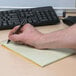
[7,40,10,44]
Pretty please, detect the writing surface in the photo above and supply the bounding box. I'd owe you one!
[0,40,75,67]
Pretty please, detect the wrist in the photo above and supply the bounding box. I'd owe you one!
[40,30,68,49]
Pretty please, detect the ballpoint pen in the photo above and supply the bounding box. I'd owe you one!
[7,19,26,44]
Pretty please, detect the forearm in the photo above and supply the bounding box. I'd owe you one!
[41,24,76,49]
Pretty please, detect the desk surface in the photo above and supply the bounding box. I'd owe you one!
[0,21,76,76]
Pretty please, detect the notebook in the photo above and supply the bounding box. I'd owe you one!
[0,40,75,67]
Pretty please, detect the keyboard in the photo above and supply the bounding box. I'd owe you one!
[0,6,60,30]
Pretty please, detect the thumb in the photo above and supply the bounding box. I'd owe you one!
[9,34,22,42]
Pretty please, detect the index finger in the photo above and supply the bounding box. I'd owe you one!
[9,25,20,36]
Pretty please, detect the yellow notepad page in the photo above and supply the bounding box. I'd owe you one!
[0,40,75,67]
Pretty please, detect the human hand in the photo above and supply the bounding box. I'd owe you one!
[8,23,44,49]
[9,23,76,49]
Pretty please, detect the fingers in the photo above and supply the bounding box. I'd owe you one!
[9,34,23,42]
[21,23,35,31]
[9,23,33,36]
[8,23,34,43]
[9,25,20,36]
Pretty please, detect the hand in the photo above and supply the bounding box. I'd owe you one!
[9,24,44,49]
[9,23,76,49]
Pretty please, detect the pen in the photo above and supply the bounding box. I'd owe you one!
[7,19,26,44]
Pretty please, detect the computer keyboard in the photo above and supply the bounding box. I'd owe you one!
[0,6,60,30]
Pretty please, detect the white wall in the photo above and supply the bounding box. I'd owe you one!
[0,0,75,8]
[0,0,75,16]
[50,0,75,8]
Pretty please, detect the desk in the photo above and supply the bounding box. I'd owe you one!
[0,21,76,76]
